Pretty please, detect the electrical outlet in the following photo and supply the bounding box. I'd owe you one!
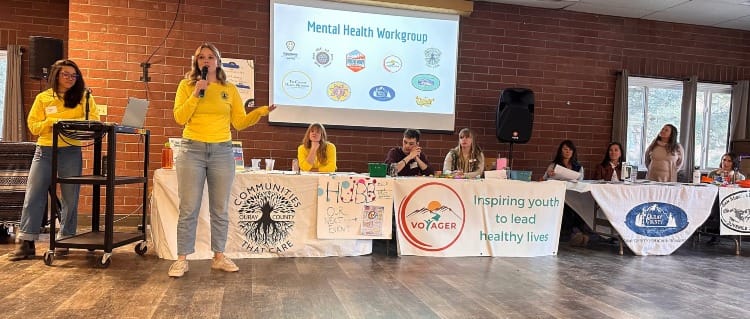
[98,104,107,116]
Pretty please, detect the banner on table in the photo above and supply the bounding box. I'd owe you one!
[590,184,718,255]
[316,175,393,239]
[150,170,372,260]
[393,178,565,257]
[719,188,750,235]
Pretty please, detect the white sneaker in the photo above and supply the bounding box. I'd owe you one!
[168,259,189,277]
[211,256,239,272]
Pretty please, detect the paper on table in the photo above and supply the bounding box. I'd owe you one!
[552,164,581,181]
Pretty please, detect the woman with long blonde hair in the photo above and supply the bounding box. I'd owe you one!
[298,123,337,172]
[443,128,485,178]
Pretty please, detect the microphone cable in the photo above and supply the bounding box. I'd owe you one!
[142,0,183,100]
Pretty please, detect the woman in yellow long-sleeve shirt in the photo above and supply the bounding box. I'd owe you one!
[168,43,275,277]
[297,123,337,173]
[8,59,99,261]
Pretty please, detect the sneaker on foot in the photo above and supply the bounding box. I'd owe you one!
[168,259,189,277]
[211,256,239,272]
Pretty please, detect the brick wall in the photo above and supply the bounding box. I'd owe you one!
[0,0,68,120]
[6,0,750,215]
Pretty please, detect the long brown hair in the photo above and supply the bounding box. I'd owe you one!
[647,124,680,155]
[302,123,330,164]
[449,128,482,172]
[186,42,227,85]
[48,59,86,108]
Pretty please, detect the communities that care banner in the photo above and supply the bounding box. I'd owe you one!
[393,178,565,257]
[151,170,371,260]
[316,175,393,239]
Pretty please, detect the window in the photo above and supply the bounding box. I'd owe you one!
[0,49,7,140]
[695,83,731,169]
[627,76,733,171]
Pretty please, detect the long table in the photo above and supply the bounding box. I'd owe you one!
[150,170,567,259]
[566,181,718,255]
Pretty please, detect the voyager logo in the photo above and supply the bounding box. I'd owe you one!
[399,182,465,251]
[624,202,688,237]
[720,190,750,233]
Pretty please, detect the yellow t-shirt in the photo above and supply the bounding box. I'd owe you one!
[297,143,337,172]
[173,79,269,143]
[27,88,100,147]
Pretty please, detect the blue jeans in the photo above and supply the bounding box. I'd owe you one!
[18,146,82,241]
[175,139,235,256]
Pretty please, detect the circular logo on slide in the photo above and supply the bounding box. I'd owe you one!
[313,48,332,67]
[369,85,395,102]
[399,182,466,251]
[411,74,440,91]
[383,55,402,73]
[327,81,351,102]
[281,71,312,99]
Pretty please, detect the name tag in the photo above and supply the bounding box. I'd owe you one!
[410,161,418,169]
[46,106,58,114]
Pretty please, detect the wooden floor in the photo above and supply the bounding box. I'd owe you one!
[0,233,748,319]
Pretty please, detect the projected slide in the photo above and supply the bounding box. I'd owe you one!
[270,0,459,131]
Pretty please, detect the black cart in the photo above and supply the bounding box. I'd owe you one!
[45,121,149,268]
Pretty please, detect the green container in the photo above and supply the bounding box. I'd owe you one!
[368,163,387,177]
[509,170,532,181]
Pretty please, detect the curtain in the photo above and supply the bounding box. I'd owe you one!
[678,76,698,182]
[2,45,25,141]
[612,70,629,149]
[729,80,750,142]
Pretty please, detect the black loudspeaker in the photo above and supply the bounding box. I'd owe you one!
[496,88,534,144]
[29,36,64,79]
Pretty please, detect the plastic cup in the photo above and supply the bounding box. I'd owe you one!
[265,159,275,171]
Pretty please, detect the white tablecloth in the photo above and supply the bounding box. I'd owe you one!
[567,181,718,255]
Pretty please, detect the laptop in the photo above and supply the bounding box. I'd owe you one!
[121,97,149,129]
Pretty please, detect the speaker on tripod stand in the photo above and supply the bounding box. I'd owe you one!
[496,88,534,170]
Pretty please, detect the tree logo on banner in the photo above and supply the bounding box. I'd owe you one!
[235,184,300,253]
[624,202,688,237]
[399,182,465,251]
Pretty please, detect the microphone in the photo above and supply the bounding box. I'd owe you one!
[85,88,92,121]
[198,66,208,98]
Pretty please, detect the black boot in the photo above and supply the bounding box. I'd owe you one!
[7,240,35,261]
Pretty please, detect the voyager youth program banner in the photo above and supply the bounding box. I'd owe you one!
[393,178,565,257]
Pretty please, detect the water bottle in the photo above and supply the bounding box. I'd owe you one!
[292,159,300,174]
[629,164,638,182]
[693,168,702,184]
[621,162,630,181]
[389,163,398,177]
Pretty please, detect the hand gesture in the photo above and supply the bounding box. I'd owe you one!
[194,79,208,97]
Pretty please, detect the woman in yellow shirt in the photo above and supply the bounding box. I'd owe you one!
[168,43,275,277]
[9,59,99,261]
[297,123,337,172]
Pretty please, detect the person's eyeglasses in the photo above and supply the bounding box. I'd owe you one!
[60,72,78,80]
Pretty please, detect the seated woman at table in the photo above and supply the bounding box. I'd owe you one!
[543,140,590,246]
[543,140,584,181]
[593,142,624,181]
[297,123,337,172]
[708,152,745,184]
[442,128,485,178]
[645,124,683,182]
[705,152,745,245]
